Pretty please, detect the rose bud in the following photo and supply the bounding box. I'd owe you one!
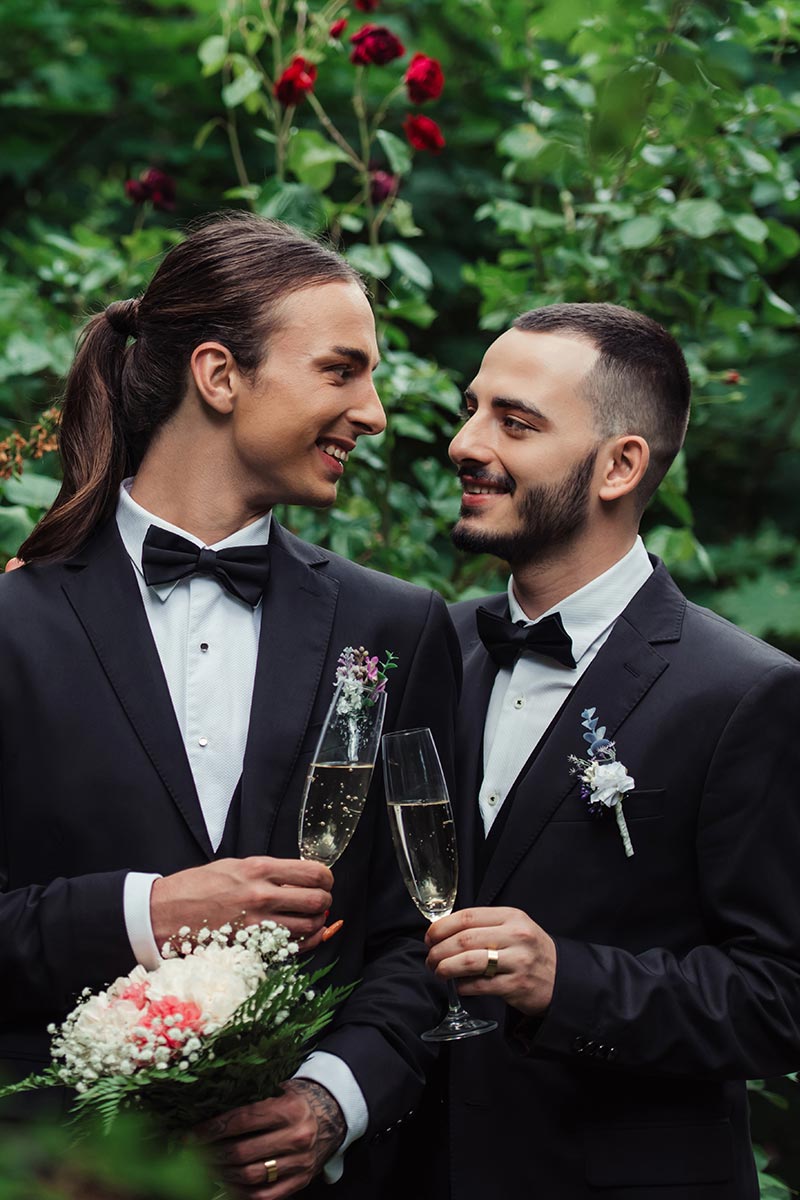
[404,53,444,103]
[125,179,149,204]
[274,56,318,107]
[402,113,446,154]
[370,169,399,203]
[725,369,741,384]
[140,168,177,212]
[355,0,380,9]
[329,18,348,38]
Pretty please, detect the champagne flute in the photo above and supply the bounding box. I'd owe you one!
[298,679,387,867]
[382,727,497,1042]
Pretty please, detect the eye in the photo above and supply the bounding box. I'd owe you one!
[327,363,355,381]
[501,414,532,433]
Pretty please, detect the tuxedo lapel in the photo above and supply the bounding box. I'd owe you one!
[476,563,685,904]
[454,596,502,903]
[238,523,339,855]
[60,520,213,857]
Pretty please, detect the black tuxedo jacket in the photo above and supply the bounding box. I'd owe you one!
[0,517,461,1196]
[437,561,800,1200]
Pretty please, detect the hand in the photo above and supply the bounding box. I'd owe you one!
[194,1079,346,1198]
[425,906,557,1016]
[151,857,333,951]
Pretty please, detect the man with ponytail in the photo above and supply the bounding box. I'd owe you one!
[0,212,460,1198]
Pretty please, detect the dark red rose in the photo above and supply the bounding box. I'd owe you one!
[329,18,347,38]
[725,369,741,384]
[139,168,177,211]
[125,179,149,204]
[274,56,317,106]
[350,24,405,66]
[355,0,380,9]
[370,169,399,203]
[403,113,445,153]
[404,53,444,103]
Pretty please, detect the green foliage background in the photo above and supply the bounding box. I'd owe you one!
[1,0,799,1191]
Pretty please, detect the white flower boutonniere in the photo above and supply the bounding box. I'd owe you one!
[568,707,636,857]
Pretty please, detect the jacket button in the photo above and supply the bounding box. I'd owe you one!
[607,1046,617,1061]
[572,1036,586,1053]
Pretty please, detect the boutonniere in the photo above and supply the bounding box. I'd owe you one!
[334,646,397,716]
[568,707,635,857]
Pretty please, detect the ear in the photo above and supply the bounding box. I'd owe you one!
[597,435,650,502]
[188,342,242,416]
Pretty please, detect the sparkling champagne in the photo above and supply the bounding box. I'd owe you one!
[387,798,457,921]
[299,763,374,865]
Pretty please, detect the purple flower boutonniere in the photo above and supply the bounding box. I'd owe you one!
[568,707,636,857]
[334,646,397,717]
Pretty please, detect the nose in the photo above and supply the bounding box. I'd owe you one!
[449,415,489,467]
[352,378,387,437]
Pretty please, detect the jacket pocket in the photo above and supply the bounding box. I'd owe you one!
[551,788,665,823]
[584,1120,733,1187]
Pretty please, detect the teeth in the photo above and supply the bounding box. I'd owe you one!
[464,485,502,495]
[321,444,349,463]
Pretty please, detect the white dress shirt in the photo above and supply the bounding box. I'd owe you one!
[115,481,365,1179]
[480,538,653,835]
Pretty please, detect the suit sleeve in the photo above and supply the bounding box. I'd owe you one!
[526,661,800,1079]
[311,590,462,1137]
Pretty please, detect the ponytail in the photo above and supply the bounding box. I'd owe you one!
[19,304,137,562]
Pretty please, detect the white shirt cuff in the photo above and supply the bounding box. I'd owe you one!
[123,872,163,970]
[293,1050,368,1184]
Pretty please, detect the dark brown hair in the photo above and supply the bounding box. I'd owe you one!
[513,302,691,507]
[21,212,365,562]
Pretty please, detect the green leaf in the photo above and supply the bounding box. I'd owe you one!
[761,286,797,328]
[386,243,433,291]
[286,129,350,191]
[375,129,412,177]
[384,296,437,328]
[197,35,228,75]
[497,124,549,163]
[668,199,726,240]
[256,182,327,233]
[730,213,769,245]
[3,472,59,509]
[617,215,663,250]
[221,67,262,109]
[345,243,391,280]
[0,505,33,556]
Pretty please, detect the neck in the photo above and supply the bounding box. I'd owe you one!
[131,423,268,545]
[510,529,639,621]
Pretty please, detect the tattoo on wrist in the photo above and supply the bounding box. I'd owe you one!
[293,1079,346,1153]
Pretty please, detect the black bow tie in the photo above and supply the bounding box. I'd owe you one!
[141,525,271,608]
[476,605,577,670]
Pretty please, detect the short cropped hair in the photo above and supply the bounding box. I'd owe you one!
[513,303,691,507]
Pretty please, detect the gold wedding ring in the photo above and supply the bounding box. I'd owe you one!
[264,1159,279,1185]
[484,947,500,979]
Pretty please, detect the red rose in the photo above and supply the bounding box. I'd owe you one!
[350,24,405,66]
[274,56,317,107]
[403,114,445,154]
[404,53,444,103]
[125,179,149,204]
[329,18,347,38]
[140,168,177,212]
[355,0,380,8]
[125,169,177,211]
[370,169,399,204]
[725,369,741,384]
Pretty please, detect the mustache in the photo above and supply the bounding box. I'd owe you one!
[456,465,515,494]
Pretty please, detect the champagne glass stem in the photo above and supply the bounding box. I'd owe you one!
[446,977,469,1018]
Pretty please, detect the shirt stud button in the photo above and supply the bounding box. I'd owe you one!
[487,792,499,806]
[198,737,208,748]
[200,642,209,652]
[513,696,525,709]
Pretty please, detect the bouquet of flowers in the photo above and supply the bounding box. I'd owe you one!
[0,920,354,1134]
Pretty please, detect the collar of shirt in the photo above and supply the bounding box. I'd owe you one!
[506,536,653,666]
[116,478,273,603]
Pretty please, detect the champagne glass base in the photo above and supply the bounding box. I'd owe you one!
[421,1014,497,1042]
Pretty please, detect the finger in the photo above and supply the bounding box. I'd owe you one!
[430,947,501,981]
[266,886,332,917]
[245,857,333,890]
[195,1101,285,1143]
[424,907,512,946]
[425,924,512,969]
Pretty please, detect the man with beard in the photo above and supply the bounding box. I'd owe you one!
[423,303,800,1199]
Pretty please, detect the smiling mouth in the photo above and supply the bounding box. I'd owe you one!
[318,442,350,463]
[459,472,512,497]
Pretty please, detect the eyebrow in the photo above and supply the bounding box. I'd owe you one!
[327,345,381,371]
[463,386,547,421]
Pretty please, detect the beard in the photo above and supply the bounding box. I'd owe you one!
[451,447,598,568]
